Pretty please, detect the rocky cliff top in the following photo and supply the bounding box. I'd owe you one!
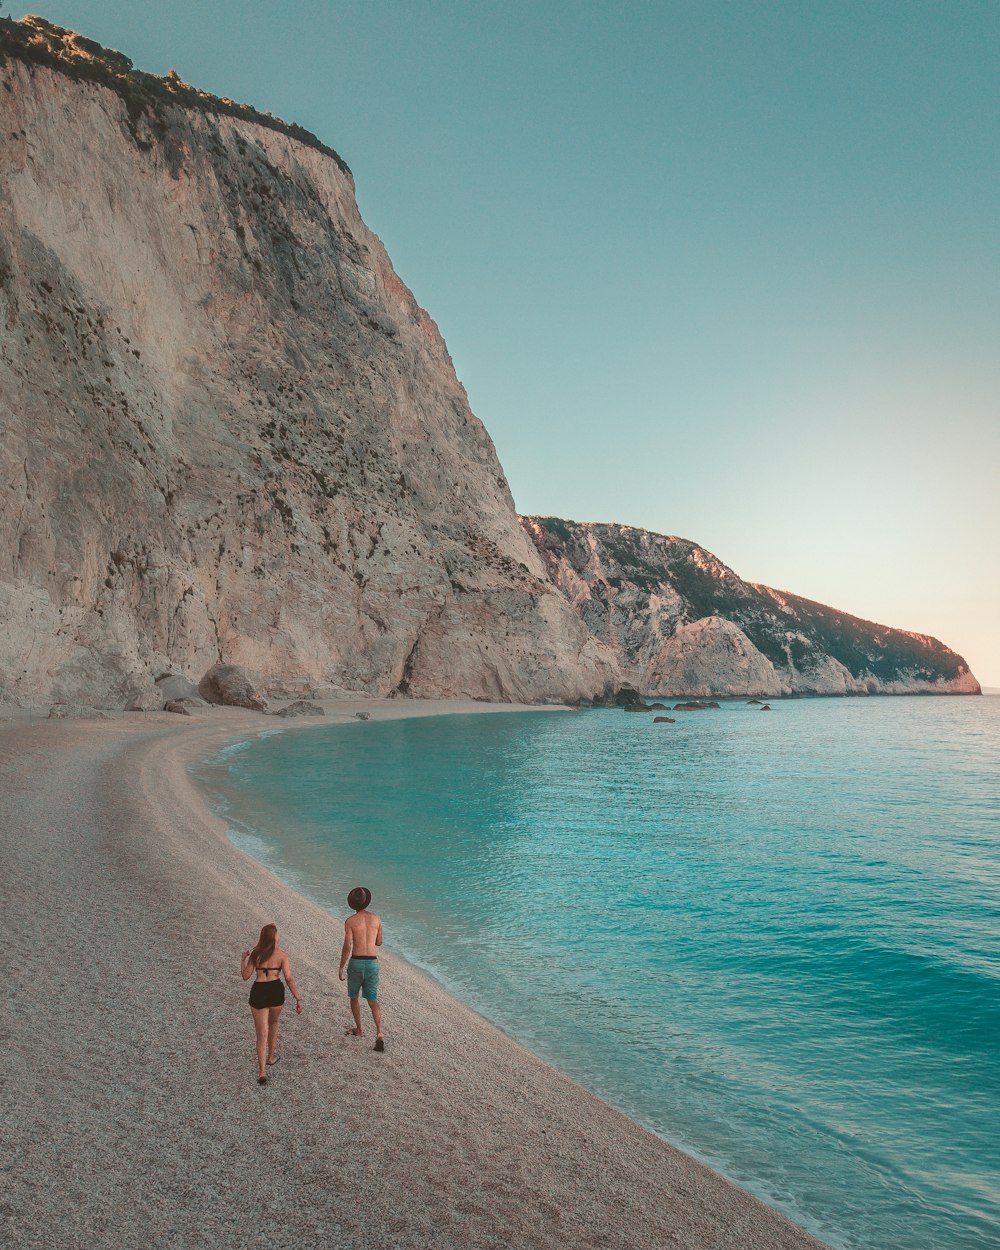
[0,14,350,174]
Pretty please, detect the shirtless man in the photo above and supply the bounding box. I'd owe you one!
[339,886,385,1052]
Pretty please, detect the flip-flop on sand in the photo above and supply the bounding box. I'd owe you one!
[345,1026,362,1037]
[374,1038,385,1053]
[267,1054,280,1066]
[257,1076,267,1085]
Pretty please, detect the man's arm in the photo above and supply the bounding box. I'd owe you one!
[375,919,383,947]
[338,918,354,981]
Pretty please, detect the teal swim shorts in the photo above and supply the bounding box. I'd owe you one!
[347,956,379,1001]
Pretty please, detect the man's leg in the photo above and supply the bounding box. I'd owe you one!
[366,962,384,1050]
[348,994,364,1037]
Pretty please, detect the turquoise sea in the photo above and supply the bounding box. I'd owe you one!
[197,695,1000,1250]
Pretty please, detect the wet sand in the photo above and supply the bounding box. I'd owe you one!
[3,700,829,1249]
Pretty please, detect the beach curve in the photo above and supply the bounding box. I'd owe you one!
[3,702,829,1250]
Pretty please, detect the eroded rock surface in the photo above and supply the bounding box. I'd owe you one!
[0,18,617,708]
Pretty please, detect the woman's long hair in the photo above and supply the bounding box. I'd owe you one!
[248,923,277,969]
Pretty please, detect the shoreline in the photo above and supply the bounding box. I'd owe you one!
[4,699,829,1249]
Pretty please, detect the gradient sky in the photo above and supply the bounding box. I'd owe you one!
[26,2,1000,684]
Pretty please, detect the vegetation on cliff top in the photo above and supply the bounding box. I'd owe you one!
[0,14,351,175]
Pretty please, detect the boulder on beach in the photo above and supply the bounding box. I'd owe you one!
[125,689,163,712]
[197,664,267,712]
[653,716,676,724]
[355,711,372,721]
[156,673,202,703]
[272,700,325,718]
[163,700,192,716]
[48,703,112,721]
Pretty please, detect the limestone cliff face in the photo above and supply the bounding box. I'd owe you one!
[522,517,981,697]
[0,18,618,706]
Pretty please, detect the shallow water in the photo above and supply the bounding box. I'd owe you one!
[197,695,1000,1250]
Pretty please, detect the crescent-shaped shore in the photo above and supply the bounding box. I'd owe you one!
[3,700,828,1249]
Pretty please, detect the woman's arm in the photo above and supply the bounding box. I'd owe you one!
[240,950,255,981]
[283,954,303,1013]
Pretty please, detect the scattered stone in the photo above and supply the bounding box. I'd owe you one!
[653,716,676,724]
[272,700,325,718]
[673,701,719,711]
[649,703,667,710]
[163,700,191,716]
[197,664,267,712]
[355,711,371,721]
[747,699,762,705]
[623,704,652,712]
[47,703,112,720]
[760,704,772,711]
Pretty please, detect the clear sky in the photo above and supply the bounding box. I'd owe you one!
[26,2,1000,685]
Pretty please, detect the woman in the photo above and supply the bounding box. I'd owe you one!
[240,923,303,1084]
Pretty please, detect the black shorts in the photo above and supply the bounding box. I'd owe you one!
[249,979,285,1009]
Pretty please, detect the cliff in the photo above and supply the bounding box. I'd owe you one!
[522,517,980,697]
[0,17,618,707]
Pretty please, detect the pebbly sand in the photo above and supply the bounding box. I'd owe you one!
[2,700,830,1250]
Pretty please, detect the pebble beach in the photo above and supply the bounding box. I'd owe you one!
[3,701,828,1250]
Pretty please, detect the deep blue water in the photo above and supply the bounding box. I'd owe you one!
[197,696,1000,1250]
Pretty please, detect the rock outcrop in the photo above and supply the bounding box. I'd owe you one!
[271,699,325,718]
[0,17,617,708]
[198,664,267,712]
[522,517,980,697]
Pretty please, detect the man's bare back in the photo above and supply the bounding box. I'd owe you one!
[344,908,382,956]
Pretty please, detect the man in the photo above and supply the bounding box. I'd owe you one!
[339,885,385,1052]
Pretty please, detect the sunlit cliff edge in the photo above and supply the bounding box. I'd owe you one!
[0,17,979,706]
[522,517,980,698]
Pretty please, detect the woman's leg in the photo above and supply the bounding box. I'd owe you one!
[251,1006,269,1080]
[267,1005,283,1063]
